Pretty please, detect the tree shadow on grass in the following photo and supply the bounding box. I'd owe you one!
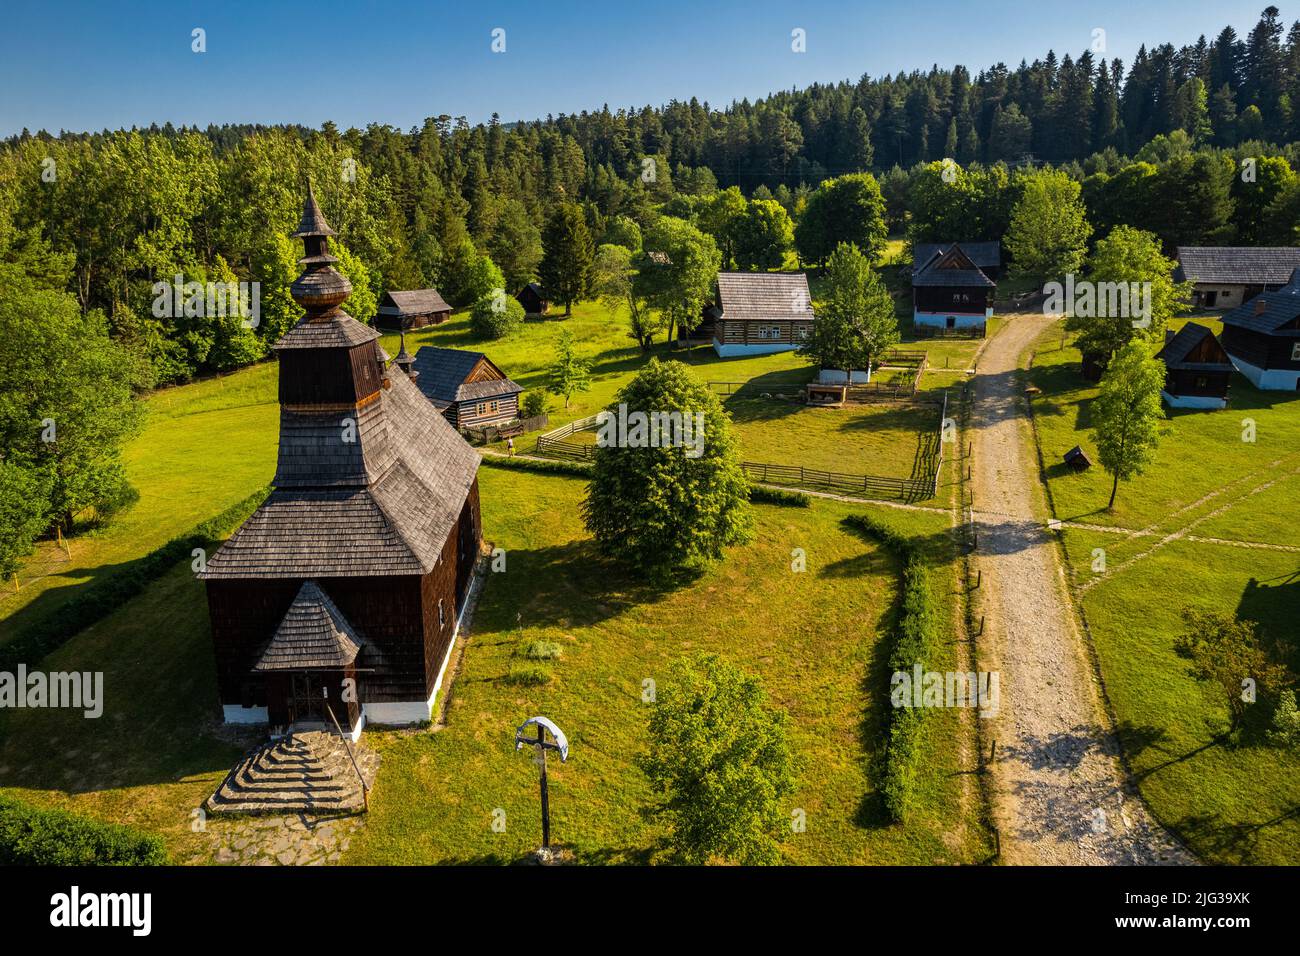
[471,537,700,637]
[1173,802,1300,864]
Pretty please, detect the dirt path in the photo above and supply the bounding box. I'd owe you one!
[970,314,1191,865]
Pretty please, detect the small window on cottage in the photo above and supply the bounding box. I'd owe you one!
[476,402,486,414]
[1292,342,1300,362]
[438,599,445,628]
[1195,376,1209,389]
[794,325,809,340]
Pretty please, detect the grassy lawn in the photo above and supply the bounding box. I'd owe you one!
[0,362,279,646]
[1026,320,1300,530]
[0,465,983,866]
[0,558,246,865]
[1060,529,1300,865]
[345,466,983,865]
[1023,320,1300,865]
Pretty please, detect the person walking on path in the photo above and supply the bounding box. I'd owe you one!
[507,436,515,457]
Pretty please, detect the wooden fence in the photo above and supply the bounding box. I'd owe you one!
[741,462,934,502]
[534,414,601,459]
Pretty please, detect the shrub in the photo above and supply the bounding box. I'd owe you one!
[521,391,547,419]
[522,640,563,660]
[748,485,810,508]
[480,455,591,478]
[843,513,937,822]
[504,663,553,686]
[469,292,524,340]
[0,795,168,865]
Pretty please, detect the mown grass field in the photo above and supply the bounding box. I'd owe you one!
[0,362,279,646]
[343,468,984,865]
[1025,320,1300,865]
[0,467,985,866]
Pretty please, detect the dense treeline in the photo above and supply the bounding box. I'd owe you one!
[4,7,1300,569]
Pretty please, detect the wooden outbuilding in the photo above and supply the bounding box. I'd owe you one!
[911,243,997,331]
[200,186,483,738]
[1219,270,1300,391]
[515,282,549,316]
[411,347,524,429]
[1155,322,1234,409]
[376,288,452,330]
[1064,445,1092,470]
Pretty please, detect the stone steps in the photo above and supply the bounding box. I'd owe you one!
[207,731,380,816]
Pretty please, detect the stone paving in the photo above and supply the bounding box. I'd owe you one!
[197,810,364,866]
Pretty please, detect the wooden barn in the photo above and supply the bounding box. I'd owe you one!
[411,346,523,429]
[1219,270,1300,390]
[911,243,997,330]
[200,186,484,738]
[376,288,452,330]
[516,282,549,316]
[913,241,1002,281]
[1155,322,1234,409]
[1174,247,1300,311]
[709,272,815,357]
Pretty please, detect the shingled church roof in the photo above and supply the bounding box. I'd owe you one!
[253,581,364,671]
[200,188,480,580]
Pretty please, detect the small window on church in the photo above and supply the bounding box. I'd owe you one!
[438,599,445,628]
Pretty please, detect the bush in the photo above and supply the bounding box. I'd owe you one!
[521,391,547,419]
[0,795,168,865]
[748,485,811,508]
[504,663,553,686]
[480,455,591,478]
[842,514,937,822]
[521,640,563,660]
[469,292,524,340]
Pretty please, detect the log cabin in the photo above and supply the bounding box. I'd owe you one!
[1174,247,1300,310]
[411,346,523,429]
[1155,322,1234,409]
[1220,270,1300,391]
[911,243,997,330]
[516,282,549,316]
[199,186,484,739]
[376,288,452,330]
[710,272,815,357]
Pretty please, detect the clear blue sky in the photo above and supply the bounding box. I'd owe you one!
[0,0,1279,137]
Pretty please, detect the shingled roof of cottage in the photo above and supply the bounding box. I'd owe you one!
[715,272,815,321]
[911,243,996,287]
[411,347,523,406]
[913,241,1001,272]
[1175,247,1300,285]
[378,289,452,318]
[200,186,480,580]
[253,581,364,671]
[1220,270,1300,335]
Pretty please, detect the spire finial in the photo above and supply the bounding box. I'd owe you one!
[289,182,350,315]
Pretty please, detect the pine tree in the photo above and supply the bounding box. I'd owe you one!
[538,203,594,316]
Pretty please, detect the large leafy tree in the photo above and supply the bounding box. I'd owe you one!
[1066,225,1189,368]
[696,187,747,269]
[732,198,794,271]
[538,203,594,316]
[592,243,660,352]
[639,653,797,865]
[1006,168,1092,286]
[634,216,720,342]
[800,242,898,371]
[1091,338,1165,510]
[582,359,752,574]
[794,173,888,267]
[0,263,148,532]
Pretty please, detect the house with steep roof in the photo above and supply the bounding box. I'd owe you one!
[376,288,452,330]
[913,242,1002,281]
[709,272,815,357]
[1174,247,1300,310]
[411,346,524,429]
[200,187,484,738]
[1155,322,1234,409]
[911,242,997,330]
[1219,270,1300,390]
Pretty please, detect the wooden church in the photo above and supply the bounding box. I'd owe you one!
[200,186,483,738]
